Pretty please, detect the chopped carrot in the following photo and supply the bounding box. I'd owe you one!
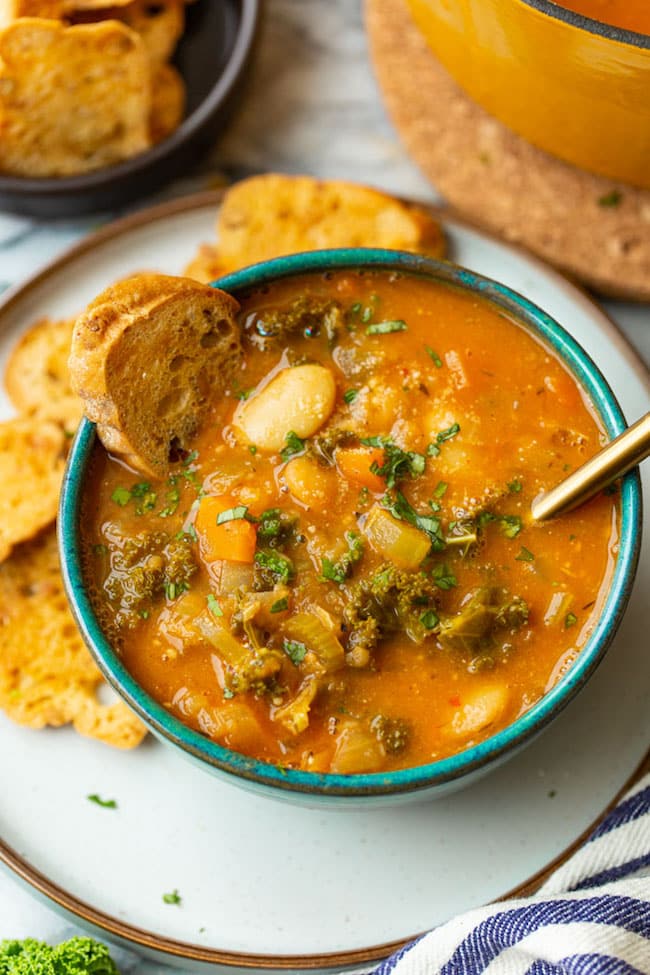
[195,494,257,564]
[336,446,386,493]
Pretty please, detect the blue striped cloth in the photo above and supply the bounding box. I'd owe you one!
[373,772,650,975]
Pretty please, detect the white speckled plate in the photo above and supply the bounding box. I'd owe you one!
[0,192,648,972]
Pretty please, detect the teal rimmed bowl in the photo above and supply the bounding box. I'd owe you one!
[59,249,642,806]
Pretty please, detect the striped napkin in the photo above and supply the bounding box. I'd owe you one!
[373,771,650,975]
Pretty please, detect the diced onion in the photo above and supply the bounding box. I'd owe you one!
[330,721,385,774]
[281,613,345,674]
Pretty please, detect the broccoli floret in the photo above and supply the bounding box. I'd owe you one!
[102,529,197,629]
[371,714,412,755]
[0,937,118,975]
[249,296,344,349]
[437,586,528,653]
[321,532,364,585]
[256,508,297,548]
[343,562,440,659]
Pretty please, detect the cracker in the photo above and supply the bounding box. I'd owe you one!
[150,62,185,143]
[0,18,151,178]
[0,528,146,748]
[121,0,183,62]
[4,315,82,435]
[0,0,62,24]
[73,697,148,749]
[68,0,184,62]
[182,243,222,284]
[63,0,132,9]
[0,417,66,563]
[214,174,447,271]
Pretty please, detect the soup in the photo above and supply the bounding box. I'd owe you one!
[82,270,618,775]
[552,1,650,34]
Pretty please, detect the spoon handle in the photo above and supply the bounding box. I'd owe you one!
[531,411,650,522]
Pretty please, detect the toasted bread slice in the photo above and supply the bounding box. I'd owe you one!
[183,242,222,284]
[215,174,447,271]
[0,18,150,178]
[150,62,185,143]
[70,273,241,478]
[0,527,147,747]
[4,315,82,435]
[0,417,66,563]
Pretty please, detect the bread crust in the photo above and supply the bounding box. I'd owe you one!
[70,273,241,478]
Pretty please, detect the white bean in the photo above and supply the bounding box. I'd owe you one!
[234,364,336,451]
[448,685,509,738]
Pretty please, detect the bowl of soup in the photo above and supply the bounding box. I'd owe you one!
[405,0,650,190]
[59,250,641,805]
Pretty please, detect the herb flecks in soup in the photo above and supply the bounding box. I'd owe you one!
[82,271,618,774]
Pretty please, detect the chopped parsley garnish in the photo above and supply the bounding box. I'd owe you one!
[500,515,523,539]
[419,610,439,630]
[111,482,156,513]
[361,436,426,489]
[207,594,223,617]
[516,546,535,562]
[271,597,289,614]
[361,305,373,323]
[234,387,254,401]
[321,532,364,584]
[183,450,199,466]
[477,511,523,538]
[216,505,249,525]
[249,445,258,455]
[283,639,307,666]
[432,563,457,590]
[598,189,622,208]
[163,890,182,906]
[383,491,446,551]
[427,442,440,457]
[425,346,443,368]
[223,687,235,700]
[111,486,132,507]
[164,580,190,600]
[138,609,150,620]
[433,481,448,499]
[366,319,407,335]
[436,423,461,443]
[255,550,294,584]
[87,794,117,809]
[344,388,359,404]
[159,485,181,518]
[508,479,522,493]
[281,430,306,462]
[92,543,108,556]
[256,508,295,546]
[565,612,578,629]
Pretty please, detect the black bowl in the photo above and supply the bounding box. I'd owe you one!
[0,0,260,218]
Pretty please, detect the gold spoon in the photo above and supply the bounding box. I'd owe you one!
[531,411,650,522]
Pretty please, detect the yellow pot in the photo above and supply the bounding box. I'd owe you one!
[406,0,650,189]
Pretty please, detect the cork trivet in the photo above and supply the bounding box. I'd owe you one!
[366,0,650,302]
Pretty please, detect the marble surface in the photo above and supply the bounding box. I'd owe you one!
[0,0,648,970]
